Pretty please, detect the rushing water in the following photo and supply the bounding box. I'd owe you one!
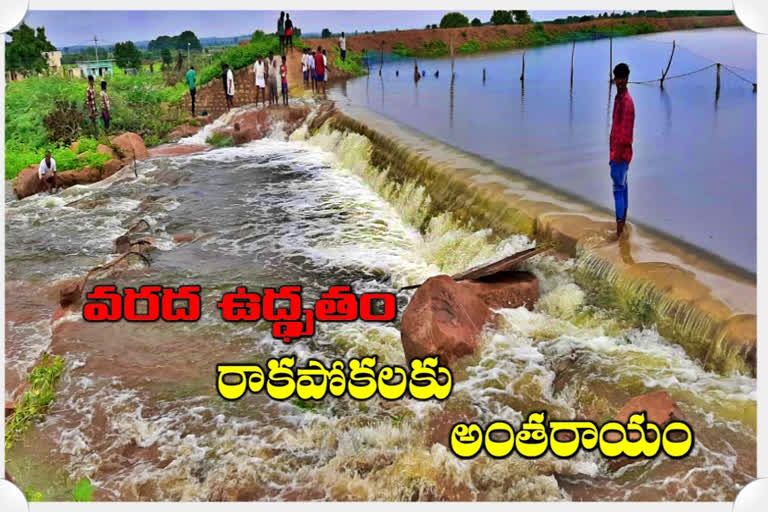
[4,105,756,501]
[331,27,757,272]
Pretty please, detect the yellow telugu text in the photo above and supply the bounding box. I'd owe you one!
[450,411,694,460]
[217,356,452,401]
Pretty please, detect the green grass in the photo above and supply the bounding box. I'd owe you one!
[330,46,367,76]
[5,354,65,451]
[5,67,187,179]
[457,39,482,54]
[206,132,235,147]
[197,32,303,86]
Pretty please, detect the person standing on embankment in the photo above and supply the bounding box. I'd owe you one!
[339,32,347,61]
[186,65,197,116]
[314,46,326,96]
[609,62,635,239]
[100,80,111,132]
[277,12,286,54]
[85,75,97,134]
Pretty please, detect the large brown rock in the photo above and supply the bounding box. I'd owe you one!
[13,165,43,199]
[97,144,117,159]
[56,167,102,187]
[101,158,124,178]
[110,132,149,160]
[166,123,202,140]
[607,391,686,471]
[400,271,539,366]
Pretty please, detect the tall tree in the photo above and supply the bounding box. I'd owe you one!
[440,12,470,28]
[5,23,56,74]
[113,41,142,69]
[490,11,514,26]
[512,11,532,24]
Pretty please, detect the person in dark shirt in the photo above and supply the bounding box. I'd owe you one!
[285,14,294,52]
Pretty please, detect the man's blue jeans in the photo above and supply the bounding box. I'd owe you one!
[610,160,629,222]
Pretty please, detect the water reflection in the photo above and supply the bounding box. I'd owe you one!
[332,27,757,271]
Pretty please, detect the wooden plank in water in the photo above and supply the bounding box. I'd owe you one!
[399,246,549,291]
[451,246,549,282]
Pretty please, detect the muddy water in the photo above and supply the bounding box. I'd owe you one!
[4,105,755,501]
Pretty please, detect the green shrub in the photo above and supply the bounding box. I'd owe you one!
[392,42,413,58]
[196,35,299,86]
[5,354,65,450]
[458,39,482,54]
[417,40,449,58]
[206,132,235,147]
[5,69,187,179]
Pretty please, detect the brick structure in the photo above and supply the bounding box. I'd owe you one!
[182,52,306,118]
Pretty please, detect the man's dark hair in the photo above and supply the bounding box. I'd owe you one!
[191,65,195,70]
[341,32,345,37]
[613,63,630,79]
[87,75,94,82]
[101,80,107,90]
[45,150,51,156]
[282,55,286,62]
[221,63,227,69]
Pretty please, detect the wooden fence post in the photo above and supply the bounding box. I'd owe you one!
[570,41,575,89]
[716,62,721,99]
[520,50,526,81]
[609,36,613,82]
[660,40,676,89]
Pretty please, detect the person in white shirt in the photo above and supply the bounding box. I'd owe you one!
[38,150,57,193]
[270,53,281,105]
[309,50,316,93]
[302,48,310,88]
[339,32,347,61]
[223,63,235,112]
[253,56,267,107]
[322,49,329,82]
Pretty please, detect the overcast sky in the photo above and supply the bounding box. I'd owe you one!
[21,10,603,48]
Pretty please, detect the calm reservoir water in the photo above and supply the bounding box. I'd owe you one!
[331,27,757,272]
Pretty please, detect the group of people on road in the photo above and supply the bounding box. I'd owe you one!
[185,44,333,113]
[301,46,329,96]
[277,11,295,54]
[253,52,289,107]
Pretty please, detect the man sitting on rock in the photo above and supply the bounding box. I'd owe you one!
[38,150,58,194]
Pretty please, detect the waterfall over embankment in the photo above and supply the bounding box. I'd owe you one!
[305,106,756,376]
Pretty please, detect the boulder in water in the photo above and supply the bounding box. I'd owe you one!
[13,165,43,199]
[110,132,149,160]
[400,271,539,366]
[606,391,686,471]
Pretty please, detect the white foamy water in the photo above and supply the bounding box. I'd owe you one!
[4,108,755,502]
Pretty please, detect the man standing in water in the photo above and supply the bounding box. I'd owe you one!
[186,65,197,116]
[609,62,635,238]
[38,150,57,194]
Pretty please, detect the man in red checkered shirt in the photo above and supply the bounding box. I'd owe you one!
[610,62,635,238]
